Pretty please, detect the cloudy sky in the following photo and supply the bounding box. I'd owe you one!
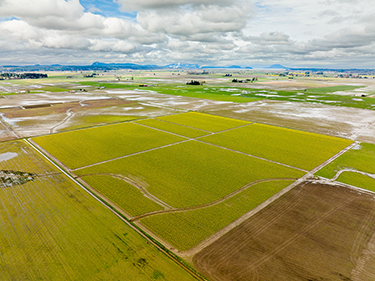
[0,0,374,67]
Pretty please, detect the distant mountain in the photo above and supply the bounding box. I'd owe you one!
[165,63,200,69]
[267,64,288,69]
[201,65,252,69]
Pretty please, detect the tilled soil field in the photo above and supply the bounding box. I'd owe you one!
[193,181,375,281]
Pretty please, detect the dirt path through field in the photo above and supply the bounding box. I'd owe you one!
[331,169,375,181]
[79,173,173,210]
[130,178,298,222]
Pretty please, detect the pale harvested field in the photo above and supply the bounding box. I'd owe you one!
[194,181,375,281]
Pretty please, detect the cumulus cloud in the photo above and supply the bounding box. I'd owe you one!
[0,0,374,67]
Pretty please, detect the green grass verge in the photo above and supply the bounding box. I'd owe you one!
[336,172,375,192]
[134,118,211,138]
[81,174,163,216]
[75,141,305,209]
[32,122,185,169]
[141,180,294,251]
[0,140,197,280]
[316,142,375,179]
[200,123,353,171]
[156,112,251,132]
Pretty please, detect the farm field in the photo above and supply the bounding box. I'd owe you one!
[0,140,197,280]
[32,122,185,169]
[336,172,375,193]
[316,142,375,191]
[155,111,251,132]
[200,123,353,170]
[193,182,375,281]
[140,180,295,251]
[134,118,211,138]
[74,140,305,209]
[36,113,309,252]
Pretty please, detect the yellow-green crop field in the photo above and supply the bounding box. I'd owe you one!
[141,180,295,251]
[75,141,305,209]
[134,118,210,138]
[156,112,251,132]
[316,142,375,191]
[32,111,356,252]
[32,122,185,169]
[81,174,164,216]
[199,123,353,171]
[0,141,197,280]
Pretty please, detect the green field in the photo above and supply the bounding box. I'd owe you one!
[32,122,185,169]
[156,112,251,132]
[0,141,197,280]
[199,123,354,171]
[336,172,375,192]
[81,174,164,216]
[134,118,210,138]
[75,141,305,209]
[141,180,295,251]
[316,142,375,179]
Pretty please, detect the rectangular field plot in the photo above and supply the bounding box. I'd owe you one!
[140,180,295,251]
[134,118,210,138]
[32,122,185,169]
[193,182,375,281]
[0,141,196,281]
[156,111,251,132]
[317,142,375,179]
[75,140,305,209]
[199,123,353,171]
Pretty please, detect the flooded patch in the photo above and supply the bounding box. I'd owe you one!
[0,152,18,162]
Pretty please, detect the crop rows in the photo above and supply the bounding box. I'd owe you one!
[0,140,197,280]
[156,112,251,132]
[75,141,305,209]
[134,118,210,138]
[32,122,185,169]
[141,180,294,251]
[199,123,353,170]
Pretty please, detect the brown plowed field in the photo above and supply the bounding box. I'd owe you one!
[193,182,375,281]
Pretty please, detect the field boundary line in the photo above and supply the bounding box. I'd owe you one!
[131,178,297,222]
[195,139,308,173]
[0,113,21,139]
[178,174,314,258]
[24,138,207,281]
[331,169,375,182]
[79,173,174,210]
[72,139,190,171]
[310,141,359,175]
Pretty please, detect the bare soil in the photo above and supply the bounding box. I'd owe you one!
[193,181,375,281]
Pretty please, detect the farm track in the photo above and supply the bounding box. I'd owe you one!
[79,173,173,210]
[0,114,20,139]
[331,169,375,181]
[129,178,298,222]
[24,139,206,281]
[49,100,88,134]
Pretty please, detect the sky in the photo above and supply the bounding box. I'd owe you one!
[0,0,374,68]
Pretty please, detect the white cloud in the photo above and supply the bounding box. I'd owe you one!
[0,0,374,67]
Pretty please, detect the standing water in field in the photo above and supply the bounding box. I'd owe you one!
[0,152,18,162]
